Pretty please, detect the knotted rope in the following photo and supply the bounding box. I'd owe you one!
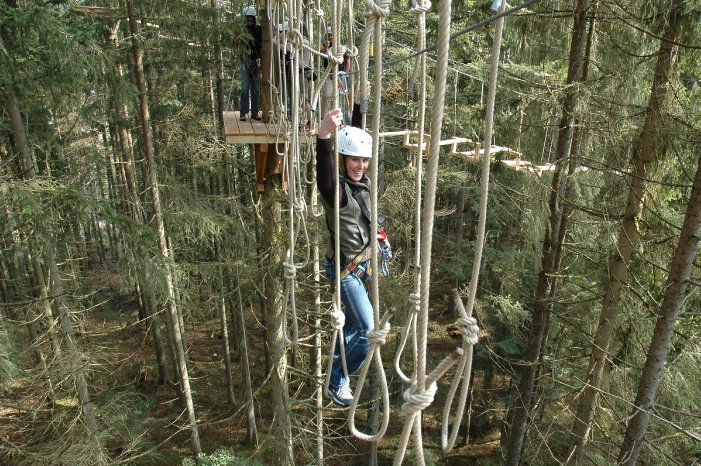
[441,0,504,453]
[394,0,430,388]
[393,0,455,463]
[342,0,394,443]
[347,309,394,442]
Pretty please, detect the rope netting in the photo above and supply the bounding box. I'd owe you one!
[248,0,516,462]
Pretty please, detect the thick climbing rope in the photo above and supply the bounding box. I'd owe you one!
[323,0,351,398]
[343,0,395,443]
[439,0,504,454]
[392,1,431,463]
[394,0,430,386]
[273,0,318,349]
[392,0,463,463]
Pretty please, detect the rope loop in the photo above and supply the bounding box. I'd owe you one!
[365,0,391,18]
[367,321,390,345]
[401,380,437,413]
[456,316,479,345]
[409,0,432,13]
[408,292,420,307]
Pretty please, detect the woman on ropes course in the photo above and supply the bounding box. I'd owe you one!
[316,95,391,406]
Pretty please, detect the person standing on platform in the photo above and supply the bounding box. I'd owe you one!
[238,6,262,121]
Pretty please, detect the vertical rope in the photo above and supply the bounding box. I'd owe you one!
[346,0,393,443]
[394,0,430,387]
[393,0,456,463]
[440,0,505,453]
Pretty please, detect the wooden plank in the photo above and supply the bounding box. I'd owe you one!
[223,111,317,144]
[437,137,471,146]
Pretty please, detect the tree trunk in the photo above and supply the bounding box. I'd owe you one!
[235,271,258,446]
[619,153,701,464]
[211,0,225,135]
[261,172,293,464]
[220,297,236,403]
[504,1,592,463]
[567,2,683,461]
[126,0,201,459]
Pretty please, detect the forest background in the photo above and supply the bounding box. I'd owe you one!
[1,0,700,465]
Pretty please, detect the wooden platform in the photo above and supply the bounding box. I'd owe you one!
[223,111,316,144]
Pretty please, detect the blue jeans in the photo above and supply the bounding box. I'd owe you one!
[490,0,502,12]
[240,59,260,117]
[325,258,374,390]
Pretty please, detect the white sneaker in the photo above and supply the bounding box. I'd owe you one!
[325,383,354,406]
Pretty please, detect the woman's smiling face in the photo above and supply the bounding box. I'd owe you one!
[344,156,369,181]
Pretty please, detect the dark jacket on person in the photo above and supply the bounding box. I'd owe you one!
[317,104,370,261]
[243,22,262,61]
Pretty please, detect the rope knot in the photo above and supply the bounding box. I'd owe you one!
[367,322,390,345]
[365,0,391,18]
[287,29,305,50]
[410,0,432,13]
[408,292,420,307]
[401,380,437,413]
[283,261,296,279]
[456,316,479,345]
[283,250,296,279]
[328,46,348,66]
[344,45,359,59]
[292,198,306,214]
[312,6,324,17]
[330,305,345,330]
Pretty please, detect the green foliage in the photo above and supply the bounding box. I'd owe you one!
[484,294,530,332]
[101,391,157,451]
[0,1,105,98]
[181,448,263,466]
[0,324,22,390]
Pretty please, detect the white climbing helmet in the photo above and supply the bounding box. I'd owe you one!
[338,126,373,158]
[242,6,256,17]
[277,21,289,32]
[326,26,332,34]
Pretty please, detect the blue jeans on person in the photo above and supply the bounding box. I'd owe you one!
[240,59,260,117]
[490,0,502,12]
[324,258,374,390]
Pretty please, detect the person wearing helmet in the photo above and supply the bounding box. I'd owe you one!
[238,6,262,121]
[316,89,380,406]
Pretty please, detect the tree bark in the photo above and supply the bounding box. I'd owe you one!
[618,153,701,464]
[126,0,201,459]
[220,297,236,403]
[211,0,225,135]
[261,173,293,464]
[504,1,592,463]
[567,1,683,461]
[234,274,258,446]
